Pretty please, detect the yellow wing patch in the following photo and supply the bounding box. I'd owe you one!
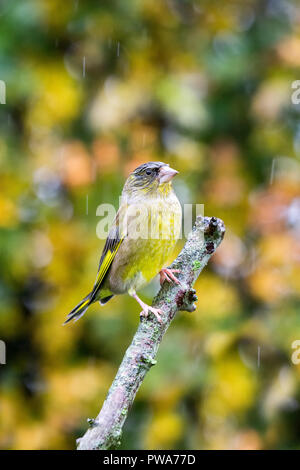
[93,238,123,293]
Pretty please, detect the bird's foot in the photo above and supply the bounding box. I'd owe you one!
[140,305,163,324]
[130,290,163,323]
[159,268,181,286]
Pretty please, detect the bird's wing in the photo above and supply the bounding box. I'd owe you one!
[89,205,126,301]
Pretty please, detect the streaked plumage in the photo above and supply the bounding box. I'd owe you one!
[65,162,181,324]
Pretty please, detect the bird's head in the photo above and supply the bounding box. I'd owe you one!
[123,162,178,197]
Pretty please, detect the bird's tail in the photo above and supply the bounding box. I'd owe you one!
[64,293,92,324]
[99,295,114,305]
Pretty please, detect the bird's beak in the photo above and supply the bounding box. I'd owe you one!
[158,165,179,184]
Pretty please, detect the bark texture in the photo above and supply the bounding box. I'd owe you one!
[77,215,225,450]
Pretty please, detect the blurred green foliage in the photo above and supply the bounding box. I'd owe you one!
[0,0,300,450]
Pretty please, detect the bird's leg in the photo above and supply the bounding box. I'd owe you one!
[159,268,181,286]
[130,290,163,323]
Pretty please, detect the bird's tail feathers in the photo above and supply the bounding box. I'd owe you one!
[99,295,114,305]
[64,294,91,325]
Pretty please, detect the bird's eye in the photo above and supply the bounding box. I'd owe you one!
[145,169,152,175]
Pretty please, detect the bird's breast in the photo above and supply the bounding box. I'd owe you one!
[108,194,182,294]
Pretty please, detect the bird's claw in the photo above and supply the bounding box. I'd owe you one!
[140,306,163,324]
[159,268,181,286]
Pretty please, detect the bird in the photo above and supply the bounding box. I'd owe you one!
[64,161,182,325]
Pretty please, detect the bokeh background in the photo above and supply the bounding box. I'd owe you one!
[1,0,300,450]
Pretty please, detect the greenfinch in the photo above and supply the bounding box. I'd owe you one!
[64,162,181,324]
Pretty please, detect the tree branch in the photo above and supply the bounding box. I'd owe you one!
[77,216,225,450]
